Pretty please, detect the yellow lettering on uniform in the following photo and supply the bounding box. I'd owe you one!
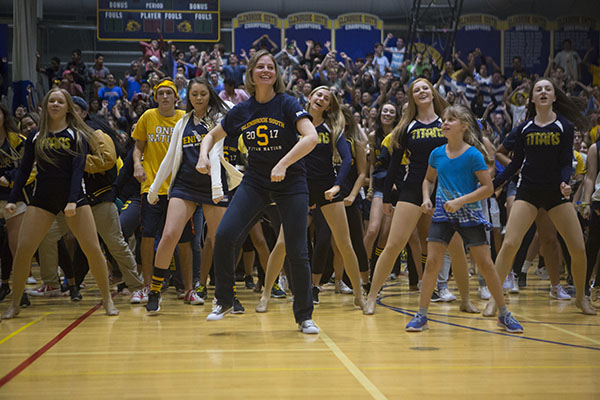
[318,132,330,144]
[256,125,269,146]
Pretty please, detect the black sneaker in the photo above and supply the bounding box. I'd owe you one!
[232,296,245,314]
[244,275,255,290]
[20,292,31,307]
[271,283,286,298]
[69,285,83,302]
[518,273,527,288]
[196,284,207,300]
[0,284,11,301]
[430,289,442,302]
[146,290,161,313]
[312,286,320,305]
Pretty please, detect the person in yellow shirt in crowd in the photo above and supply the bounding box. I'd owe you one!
[131,78,186,303]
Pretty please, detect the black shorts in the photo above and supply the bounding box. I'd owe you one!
[427,221,488,248]
[308,181,343,208]
[31,179,88,215]
[141,194,193,242]
[397,182,432,206]
[170,183,229,208]
[515,186,567,211]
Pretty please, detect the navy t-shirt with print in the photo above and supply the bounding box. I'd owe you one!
[220,93,312,192]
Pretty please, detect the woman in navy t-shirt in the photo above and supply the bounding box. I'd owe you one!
[197,50,320,333]
[491,78,596,315]
[3,88,118,319]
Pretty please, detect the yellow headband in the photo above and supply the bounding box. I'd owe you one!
[153,80,178,101]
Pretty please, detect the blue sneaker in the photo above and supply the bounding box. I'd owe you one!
[406,313,428,332]
[497,312,523,333]
[271,283,286,298]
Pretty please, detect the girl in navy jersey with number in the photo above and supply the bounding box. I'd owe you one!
[197,50,320,334]
[489,78,596,315]
[365,78,477,315]
[144,77,232,313]
[254,87,366,310]
[2,88,118,318]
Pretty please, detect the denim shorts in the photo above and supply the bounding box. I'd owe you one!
[427,221,488,248]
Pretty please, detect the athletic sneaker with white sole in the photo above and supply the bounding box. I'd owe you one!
[549,284,571,300]
[438,287,456,302]
[478,286,491,300]
[298,319,319,334]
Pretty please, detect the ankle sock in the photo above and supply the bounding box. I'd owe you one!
[418,307,428,317]
[498,305,509,317]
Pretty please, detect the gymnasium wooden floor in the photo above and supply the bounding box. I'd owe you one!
[0,271,598,399]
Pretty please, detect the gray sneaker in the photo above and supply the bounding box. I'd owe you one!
[298,319,319,334]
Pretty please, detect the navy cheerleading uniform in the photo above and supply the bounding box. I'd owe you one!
[494,114,573,210]
[170,117,229,206]
[384,118,446,206]
[305,122,352,207]
[10,128,88,214]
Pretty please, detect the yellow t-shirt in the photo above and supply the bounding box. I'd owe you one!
[590,125,600,143]
[131,108,185,194]
[574,150,586,176]
[589,64,600,88]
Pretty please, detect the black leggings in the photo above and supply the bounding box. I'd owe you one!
[311,208,331,276]
[345,201,369,273]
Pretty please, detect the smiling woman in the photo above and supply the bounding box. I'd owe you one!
[196,50,321,334]
[2,88,118,319]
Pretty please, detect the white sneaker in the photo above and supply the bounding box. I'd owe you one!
[206,302,232,321]
[278,275,289,292]
[335,280,353,294]
[184,289,204,305]
[130,290,141,304]
[438,287,456,302]
[298,319,319,334]
[26,276,37,284]
[478,286,491,300]
[503,273,514,291]
[141,286,150,304]
[27,284,60,297]
[509,273,520,294]
[535,267,549,280]
[550,284,571,300]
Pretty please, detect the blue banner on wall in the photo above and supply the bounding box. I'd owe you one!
[283,13,332,57]
[97,0,220,42]
[553,16,599,83]
[456,14,502,70]
[334,13,383,61]
[503,15,551,77]
[232,12,282,56]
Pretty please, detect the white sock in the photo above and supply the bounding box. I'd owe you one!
[521,260,532,274]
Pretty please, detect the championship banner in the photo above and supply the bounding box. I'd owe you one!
[232,12,282,55]
[503,15,551,76]
[284,13,333,56]
[553,16,599,82]
[456,14,502,70]
[97,0,220,42]
[334,13,383,61]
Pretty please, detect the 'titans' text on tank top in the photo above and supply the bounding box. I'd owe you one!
[402,118,446,183]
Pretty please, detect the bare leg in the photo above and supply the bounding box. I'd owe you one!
[66,206,118,316]
[486,201,537,316]
[2,207,55,319]
[447,235,478,313]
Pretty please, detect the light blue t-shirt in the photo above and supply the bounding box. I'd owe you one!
[429,144,490,227]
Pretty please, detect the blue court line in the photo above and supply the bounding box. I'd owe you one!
[377,295,600,327]
[377,297,600,352]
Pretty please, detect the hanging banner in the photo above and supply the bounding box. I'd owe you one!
[456,14,502,71]
[232,12,282,55]
[283,13,333,57]
[96,0,220,42]
[334,13,383,61]
[503,15,551,77]
[552,16,600,82]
